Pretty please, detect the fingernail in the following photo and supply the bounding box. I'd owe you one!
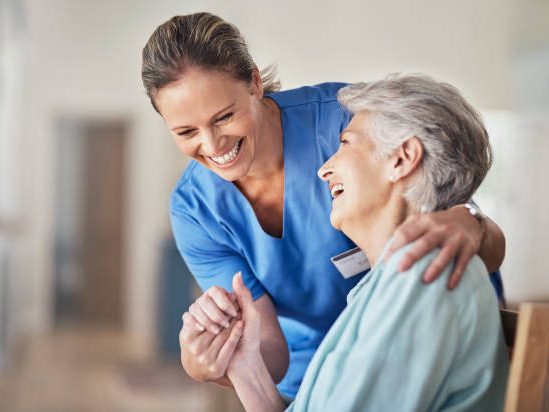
[196,324,205,332]
[222,320,230,328]
[212,326,220,334]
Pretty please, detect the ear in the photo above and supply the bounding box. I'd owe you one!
[388,137,423,183]
[250,65,264,99]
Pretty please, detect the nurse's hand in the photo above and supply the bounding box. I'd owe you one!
[385,205,484,289]
[180,306,243,383]
[188,286,240,334]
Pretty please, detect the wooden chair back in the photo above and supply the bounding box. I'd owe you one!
[502,303,549,412]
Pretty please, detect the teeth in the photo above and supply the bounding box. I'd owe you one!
[330,184,344,198]
[210,139,242,165]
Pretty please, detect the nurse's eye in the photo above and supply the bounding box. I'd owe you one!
[215,112,234,124]
[177,128,196,137]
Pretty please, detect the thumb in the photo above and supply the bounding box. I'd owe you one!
[232,271,253,311]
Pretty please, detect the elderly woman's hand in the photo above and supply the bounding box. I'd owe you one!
[384,204,484,289]
[227,272,262,376]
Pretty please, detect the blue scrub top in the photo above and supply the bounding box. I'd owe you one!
[170,82,505,398]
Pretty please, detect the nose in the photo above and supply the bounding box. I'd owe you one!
[200,128,226,156]
[317,159,333,181]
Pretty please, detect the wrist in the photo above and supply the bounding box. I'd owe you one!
[227,353,264,381]
[462,202,487,250]
[229,355,286,412]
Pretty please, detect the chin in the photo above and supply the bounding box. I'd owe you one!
[330,213,342,231]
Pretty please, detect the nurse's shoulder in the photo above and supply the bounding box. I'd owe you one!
[267,82,349,108]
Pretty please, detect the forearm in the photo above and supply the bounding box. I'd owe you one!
[228,355,287,412]
[260,338,290,384]
[478,217,505,272]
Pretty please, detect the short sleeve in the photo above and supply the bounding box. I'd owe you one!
[170,208,266,300]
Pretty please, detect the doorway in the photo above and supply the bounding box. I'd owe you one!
[53,118,127,328]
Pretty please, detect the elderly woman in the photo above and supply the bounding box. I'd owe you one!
[225,74,509,411]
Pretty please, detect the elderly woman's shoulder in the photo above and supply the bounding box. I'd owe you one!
[378,242,495,311]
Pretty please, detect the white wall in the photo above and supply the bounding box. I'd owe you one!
[10,0,547,356]
[17,0,187,353]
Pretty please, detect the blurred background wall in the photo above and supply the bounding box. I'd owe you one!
[0,0,548,410]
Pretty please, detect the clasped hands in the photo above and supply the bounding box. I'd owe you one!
[180,272,260,384]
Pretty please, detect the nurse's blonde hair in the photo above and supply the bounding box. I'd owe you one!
[142,12,280,113]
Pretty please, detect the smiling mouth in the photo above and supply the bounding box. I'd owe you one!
[330,183,344,199]
[209,138,244,166]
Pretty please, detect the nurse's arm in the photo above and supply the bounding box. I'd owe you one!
[180,293,289,387]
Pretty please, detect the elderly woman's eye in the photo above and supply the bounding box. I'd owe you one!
[216,112,234,123]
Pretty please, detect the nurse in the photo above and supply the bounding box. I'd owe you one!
[141,12,506,398]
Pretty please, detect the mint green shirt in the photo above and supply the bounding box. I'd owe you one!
[287,242,509,411]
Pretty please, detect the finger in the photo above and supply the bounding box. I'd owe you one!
[216,321,243,367]
[398,231,443,271]
[180,315,218,355]
[385,215,427,260]
[228,292,240,312]
[182,311,205,333]
[232,272,253,311]
[421,240,460,283]
[198,294,232,328]
[184,330,217,357]
[207,287,238,317]
[447,245,475,289]
[206,318,239,361]
[190,303,221,334]
[194,321,234,366]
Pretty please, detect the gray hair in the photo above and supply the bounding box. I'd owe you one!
[338,74,492,212]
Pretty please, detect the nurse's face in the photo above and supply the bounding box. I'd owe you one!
[155,67,264,182]
[317,111,392,232]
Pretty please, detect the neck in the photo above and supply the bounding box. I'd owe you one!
[240,97,283,183]
[343,194,412,268]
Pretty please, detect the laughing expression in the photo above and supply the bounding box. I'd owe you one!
[318,111,392,232]
[154,67,264,181]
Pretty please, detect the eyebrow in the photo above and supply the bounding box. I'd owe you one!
[171,102,237,131]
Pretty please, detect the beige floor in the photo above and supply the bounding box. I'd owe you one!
[0,328,244,412]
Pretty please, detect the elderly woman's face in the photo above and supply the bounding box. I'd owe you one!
[154,67,264,182]
[318,111,393,231]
